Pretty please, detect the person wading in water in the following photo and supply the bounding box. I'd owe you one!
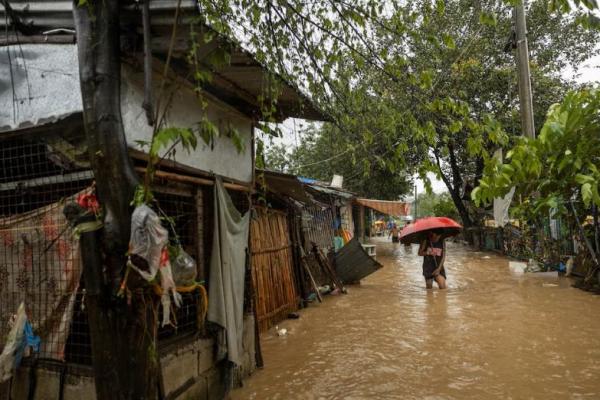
[418,230,447,289]
[389,223,400,243]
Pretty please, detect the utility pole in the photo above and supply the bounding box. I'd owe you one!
[514,1,535,138]
[413,184,417,220]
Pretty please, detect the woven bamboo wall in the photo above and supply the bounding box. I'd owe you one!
[250,207,299,332]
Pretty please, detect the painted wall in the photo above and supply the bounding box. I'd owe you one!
[121,66,254,183]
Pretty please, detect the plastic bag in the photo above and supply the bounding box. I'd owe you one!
[172,248,197,287]
[128,205,181,326]
[129,205,169,281]
[0,303,40,383]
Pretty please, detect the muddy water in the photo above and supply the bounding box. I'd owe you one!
[231,240,600,400]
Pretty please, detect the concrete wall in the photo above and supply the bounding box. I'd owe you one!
[121,66,254,184]
[8,316,256,400]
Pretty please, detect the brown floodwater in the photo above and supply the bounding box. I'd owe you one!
[231,239,600,400]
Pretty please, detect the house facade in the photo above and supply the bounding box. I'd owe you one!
[0,1,320,399]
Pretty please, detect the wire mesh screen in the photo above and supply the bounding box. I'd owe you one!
[154,188,201,341]
[0,134,92,363]
[300,205,335,252]
[1,133,252,365]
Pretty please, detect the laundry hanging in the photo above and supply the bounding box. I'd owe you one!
[207,177,250,366]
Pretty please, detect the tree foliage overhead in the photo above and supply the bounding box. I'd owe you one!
[243,0,599,227]
[264,123,413,200]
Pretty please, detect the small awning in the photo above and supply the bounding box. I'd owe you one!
[260,170,313,204]
[355,198,411,216]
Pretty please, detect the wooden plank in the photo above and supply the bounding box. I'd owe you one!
[133,167,252,192]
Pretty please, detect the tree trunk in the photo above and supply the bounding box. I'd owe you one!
[73,1,159,399]
[447,185,473,228]
[434,148,474,229]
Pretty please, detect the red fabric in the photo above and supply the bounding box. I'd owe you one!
[160,247,169,268]
[76,193,100,214]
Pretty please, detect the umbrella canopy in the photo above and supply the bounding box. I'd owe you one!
[399,217,462,244]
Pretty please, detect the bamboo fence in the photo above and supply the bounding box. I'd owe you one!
[250,207,299,332]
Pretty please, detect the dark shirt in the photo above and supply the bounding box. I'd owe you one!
[422,240,445,278]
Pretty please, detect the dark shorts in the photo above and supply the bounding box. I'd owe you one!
[423,266,446,280]
[392,236,399,243]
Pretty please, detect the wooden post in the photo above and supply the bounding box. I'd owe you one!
[195,188,205,282]
[359,205,365,243]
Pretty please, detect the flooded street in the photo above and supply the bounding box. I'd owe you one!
[232,239,600,400]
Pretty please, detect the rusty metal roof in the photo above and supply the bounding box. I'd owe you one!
[259,169,314,204]
[0,0,324,122]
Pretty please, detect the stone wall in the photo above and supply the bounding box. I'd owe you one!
[6,316,256,400]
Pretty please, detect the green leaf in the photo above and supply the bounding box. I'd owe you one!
[442,34,456,49]
[575,174,595,185]
[419,70,433,90]
[479,12,497,27]
[582,182,593,206]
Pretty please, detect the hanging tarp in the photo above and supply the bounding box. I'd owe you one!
[0,193,83,361]
[207,177,250,366]
[355,198,411,216]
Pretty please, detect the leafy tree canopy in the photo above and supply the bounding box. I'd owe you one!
[243,0,599,227]
[473,88,600,219]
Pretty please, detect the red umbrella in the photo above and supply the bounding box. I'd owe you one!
[399,217,462,244]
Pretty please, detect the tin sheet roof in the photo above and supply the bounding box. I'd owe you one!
[260,169,313,204]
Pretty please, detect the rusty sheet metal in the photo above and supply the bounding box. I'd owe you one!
[334,238,382,283]
[260,170,313,204]
[355,198,411,216]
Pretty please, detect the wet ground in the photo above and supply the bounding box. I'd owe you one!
[231,239,600,400]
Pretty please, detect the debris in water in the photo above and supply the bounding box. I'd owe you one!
[275,325,287,336]
[542,283,558,287]
[509,261,527,274]
[565,257,574,277]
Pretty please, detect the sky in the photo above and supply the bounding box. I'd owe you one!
[266,51,599,198]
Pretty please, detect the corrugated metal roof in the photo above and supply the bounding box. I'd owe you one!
[0,44,81,132]
[0,0,324,122]
[260,169,314,204]
[305,184,355,200]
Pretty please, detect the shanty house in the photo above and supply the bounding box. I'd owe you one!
[0,1,320,399]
